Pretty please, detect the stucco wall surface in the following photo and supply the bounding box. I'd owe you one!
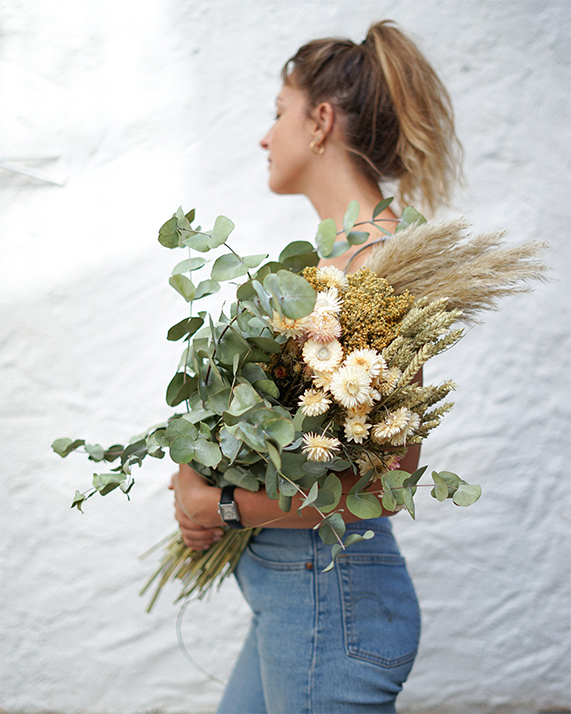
[0,1,569,713]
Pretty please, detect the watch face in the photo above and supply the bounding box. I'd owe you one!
[218,502,239,521]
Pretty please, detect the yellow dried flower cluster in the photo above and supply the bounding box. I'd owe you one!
[341,270,414,353]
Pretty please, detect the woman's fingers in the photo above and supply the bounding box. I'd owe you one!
[179,522,225,550]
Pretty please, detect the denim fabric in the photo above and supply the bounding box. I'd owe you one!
[217,518,420,714]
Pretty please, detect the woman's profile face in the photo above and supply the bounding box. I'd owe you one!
[260,83,315,195]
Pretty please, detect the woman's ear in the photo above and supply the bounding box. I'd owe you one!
[310,101,336,142]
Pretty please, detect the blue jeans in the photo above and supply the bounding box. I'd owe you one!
[217,518,420,714]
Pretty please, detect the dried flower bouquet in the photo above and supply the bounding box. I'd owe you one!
[52,199,546,609]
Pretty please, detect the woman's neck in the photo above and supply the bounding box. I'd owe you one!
[303,151,398,271]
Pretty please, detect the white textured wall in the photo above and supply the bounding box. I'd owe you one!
[1,1,569,713]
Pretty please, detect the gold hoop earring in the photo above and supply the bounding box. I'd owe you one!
[310,138,325,156]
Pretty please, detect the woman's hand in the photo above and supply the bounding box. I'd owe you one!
[169,464,224,550]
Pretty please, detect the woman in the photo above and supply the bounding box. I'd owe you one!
[171,20,461,713]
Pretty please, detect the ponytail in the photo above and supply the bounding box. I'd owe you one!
[282,20,462,214]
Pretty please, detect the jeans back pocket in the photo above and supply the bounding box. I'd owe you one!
[337,554,421,668]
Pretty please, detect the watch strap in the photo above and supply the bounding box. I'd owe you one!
[218,485,243,530]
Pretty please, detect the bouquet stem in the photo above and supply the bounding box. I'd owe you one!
[141,527,259,611]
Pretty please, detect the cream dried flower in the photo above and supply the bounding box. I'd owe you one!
[344,415,371,444]
[313,371,333,391]
[372,407,411,442]
[316,265,349,291]
[302,433,341,462]
[345,349,387,379]
[303,339,344,373]
[329,364,373,409]
[375,367,401,396]
[270,312,306,338]
[389,411,421,446]
[372,407,420,445]
[298,389,331,417]
[304,308,342,342]
[314,287,342,314]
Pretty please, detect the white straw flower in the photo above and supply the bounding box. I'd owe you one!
[372,407,419,445]
[343,415,371,444]
[329,364,373,409]
[270,312,306,338]
[298,389,331,417]
[314,287,342,315]
[302,433,341,462]
[313,371,333,391]
[303,339,343,373]
[375,366,401,396]
[389,411,421,446]
[316,265,349,291]
[303,308,342,342]
[345,349,387,379]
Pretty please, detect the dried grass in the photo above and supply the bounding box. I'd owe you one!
[365,218,548,322]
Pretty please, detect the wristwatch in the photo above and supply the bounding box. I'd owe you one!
[217,485,243,529]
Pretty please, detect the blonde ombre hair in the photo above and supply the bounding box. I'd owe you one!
[282,20,462,214]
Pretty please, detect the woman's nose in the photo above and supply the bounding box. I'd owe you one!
[260,129,270,150]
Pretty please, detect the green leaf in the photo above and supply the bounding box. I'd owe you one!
[403,465,428,490]
[165,418,198,443]
[253,379,279,398]
[266,441,281,470]
[243,254,269,269]
[52,438,85,458]
[172,257,207,275]
[264,270,316,320]
[318,473,342,514]
[300,481,319,509]
[85,444,105,462]
[166,373,198,407]
[247,336,281,353]
[278,492,292,512]
[71,490,87,512]
[346,231,369,246]
[169,275,196,302]
[402,487,415,519]
[169,435,196,464]
[326,241,351,259]
[345,530,375,547]
[343,200,360,235]
[279,240,315,263]
[453,482,482,507]
[278,476,299,497]
[250,280,273,317]
[372,197,393,219]
[258,416,295,448]
[209,215,235,248]
[92,472,127,496]
[158,216,179,248]
[228,383,262,415]
[193,439,222,468]
[431,471,449,501]
[182,233,211,252]
[223,466,260,492]
[346,491,383,519]
[146,432,165,459]
[219,427,241,462]
[167,316,204,341]
[207,388,232,415]
[235,421,266,451]
[265,462,279,499]
[315,218,337,258]
[396,206,427,233]
[195,279,221,299]
[319,512,346,545]
[211,253,249,281]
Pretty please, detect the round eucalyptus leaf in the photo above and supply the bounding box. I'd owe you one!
[193,439,222,468]
[211,253,249,281]
[182,233,211,252]
[315,218,337,258]
[453,482,482,507]
[279,240,315,263]
[167,316,204,341]
[319,513,346,545]
[158,217,179,248]
[396,206,427,233]
[243,254,269,269]
[85,444,105,462]
[165,417,198,443]
[209,215,235,248]
[258,415,295,448]
[169,274,196,302]
[346,492,383,520]
[195,279,221,300]
[169,436,196,464]
[346,230,369,246]
[272,271,316,320]
[343,200,360,235]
